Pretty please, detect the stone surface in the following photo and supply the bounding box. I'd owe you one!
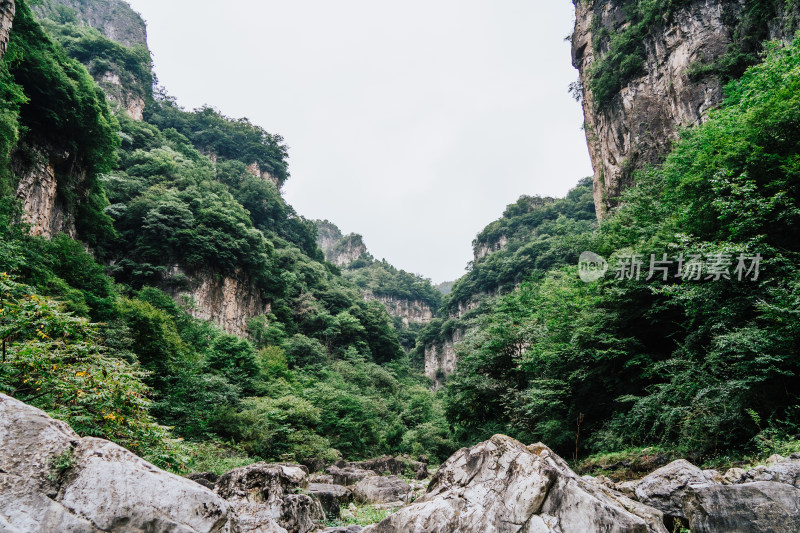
[321,527,363,533]
[14,143,80,240]
[353,475,412,505]
[722,467,745,485]
[187,471,220,490]
[33,0,147,47]
[0,0,13,58]
[307,483,352,519]
[424,328,463,388]
[362,435,667,533]
[634,459,711,521]
[349,455,429,480]
[572,0,800,218]
[216,462,323,533]
[167,266,272,336]
[739,456,800,488]
[326,465,377,487]
[0,393,240,533]
[683,481,800,533]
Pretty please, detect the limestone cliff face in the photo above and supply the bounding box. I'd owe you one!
[167,268,271,337]
[0,0,13,58]
[364,293,434,326]
[35,0,146,47]
[425,329,462,389]
[572,0,800,218]
[474,235,508,262]
[34,0,150,121]
[13,143,81,239]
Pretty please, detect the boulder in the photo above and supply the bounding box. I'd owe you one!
[321,527,363,533]
[307,483,352,518]
[216,462,323,533]
[326,465,377,486]
[634,459,711,521]
[0,393,240,533]
[309,473,334,484]
[702,469,723,483]
[362,435,667,533]
[739,457,800,488]
[682,481,800,533]
[350,455,429,480]
[722,467,745,485]
[353,475,412,505]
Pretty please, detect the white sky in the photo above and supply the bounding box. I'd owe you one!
[126,0,593,283]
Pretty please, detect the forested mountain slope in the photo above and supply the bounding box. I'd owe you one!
[0,0,453,472]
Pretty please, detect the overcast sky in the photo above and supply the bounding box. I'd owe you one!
[126,0,593,283]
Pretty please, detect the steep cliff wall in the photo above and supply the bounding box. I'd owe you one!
[34,0,146,47]
[573,0,800,218]
[33,0,151,120]
[0,0,13,58]
[13,143,80,238]
[424,329,462,388]
[365,293,434,326]
[167,268,271,337]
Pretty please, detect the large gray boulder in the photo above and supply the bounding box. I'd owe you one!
[215,462,323,533]
[634,459,712,521]
[0,393,240,533]
[306,483,352,518]
[352,475,412,505]
[349,455,429,480]
[326,465,377,486]
[362,435,668,533]
[682,481,800,533]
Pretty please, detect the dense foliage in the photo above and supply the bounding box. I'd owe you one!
[0,3,453,473]
[446,37,800,461]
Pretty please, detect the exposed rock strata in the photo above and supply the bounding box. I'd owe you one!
[363,293,433,326]
[572,0,800,218]
[0,0,13,58]
[424,328,462,388]
[168,267,271,337]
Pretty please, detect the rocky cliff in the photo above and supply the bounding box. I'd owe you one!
[34,0,146,47]
[167,267,271,337]
[365,292,434,326]
[573,0,800,218]
[13,143,80,239]
[424,328,462,388]
[33,0,151,120]
[0,0,12,58]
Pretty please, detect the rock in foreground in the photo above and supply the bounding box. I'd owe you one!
[362,435,668,533]
[0,393,240,533]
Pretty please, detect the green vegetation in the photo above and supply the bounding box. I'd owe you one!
[586,0,799,107]
[0,1,452,475]
[446,37,800,462]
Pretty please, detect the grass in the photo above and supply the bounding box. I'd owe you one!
[324,503,404,528]
[181,440,260,475]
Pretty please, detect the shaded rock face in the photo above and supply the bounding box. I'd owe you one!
[363,293,434,326]
[14,143,83,239]
[363,435,667,533]
[307,483,352,519]
[349,455,429,481]
[167,267,271,337]
[34,0,146,47]
[572,0,800,218]
[474,235,509,262]
[99,70,145,120]
[214,462,323,533]
[424,328,462,388]
[683,481,800,533]
[739,455,800,487]
[326,465,377,487]
[353,476,412,505]
[634,459,715,521]
[0,393,239,533]
[0,0,12,58]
